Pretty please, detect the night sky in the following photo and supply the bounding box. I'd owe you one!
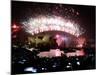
[12,1,96,40]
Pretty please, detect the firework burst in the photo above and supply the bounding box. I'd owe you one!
[22,15,84,37]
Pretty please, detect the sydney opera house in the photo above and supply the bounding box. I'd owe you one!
[11,1,96,74]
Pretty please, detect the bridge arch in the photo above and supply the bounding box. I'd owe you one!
[22,16,84,37]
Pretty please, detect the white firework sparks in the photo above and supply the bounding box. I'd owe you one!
[22,15,84,37]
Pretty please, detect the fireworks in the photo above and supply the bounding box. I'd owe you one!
[76,37,86,48]
[22,15,84,37]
